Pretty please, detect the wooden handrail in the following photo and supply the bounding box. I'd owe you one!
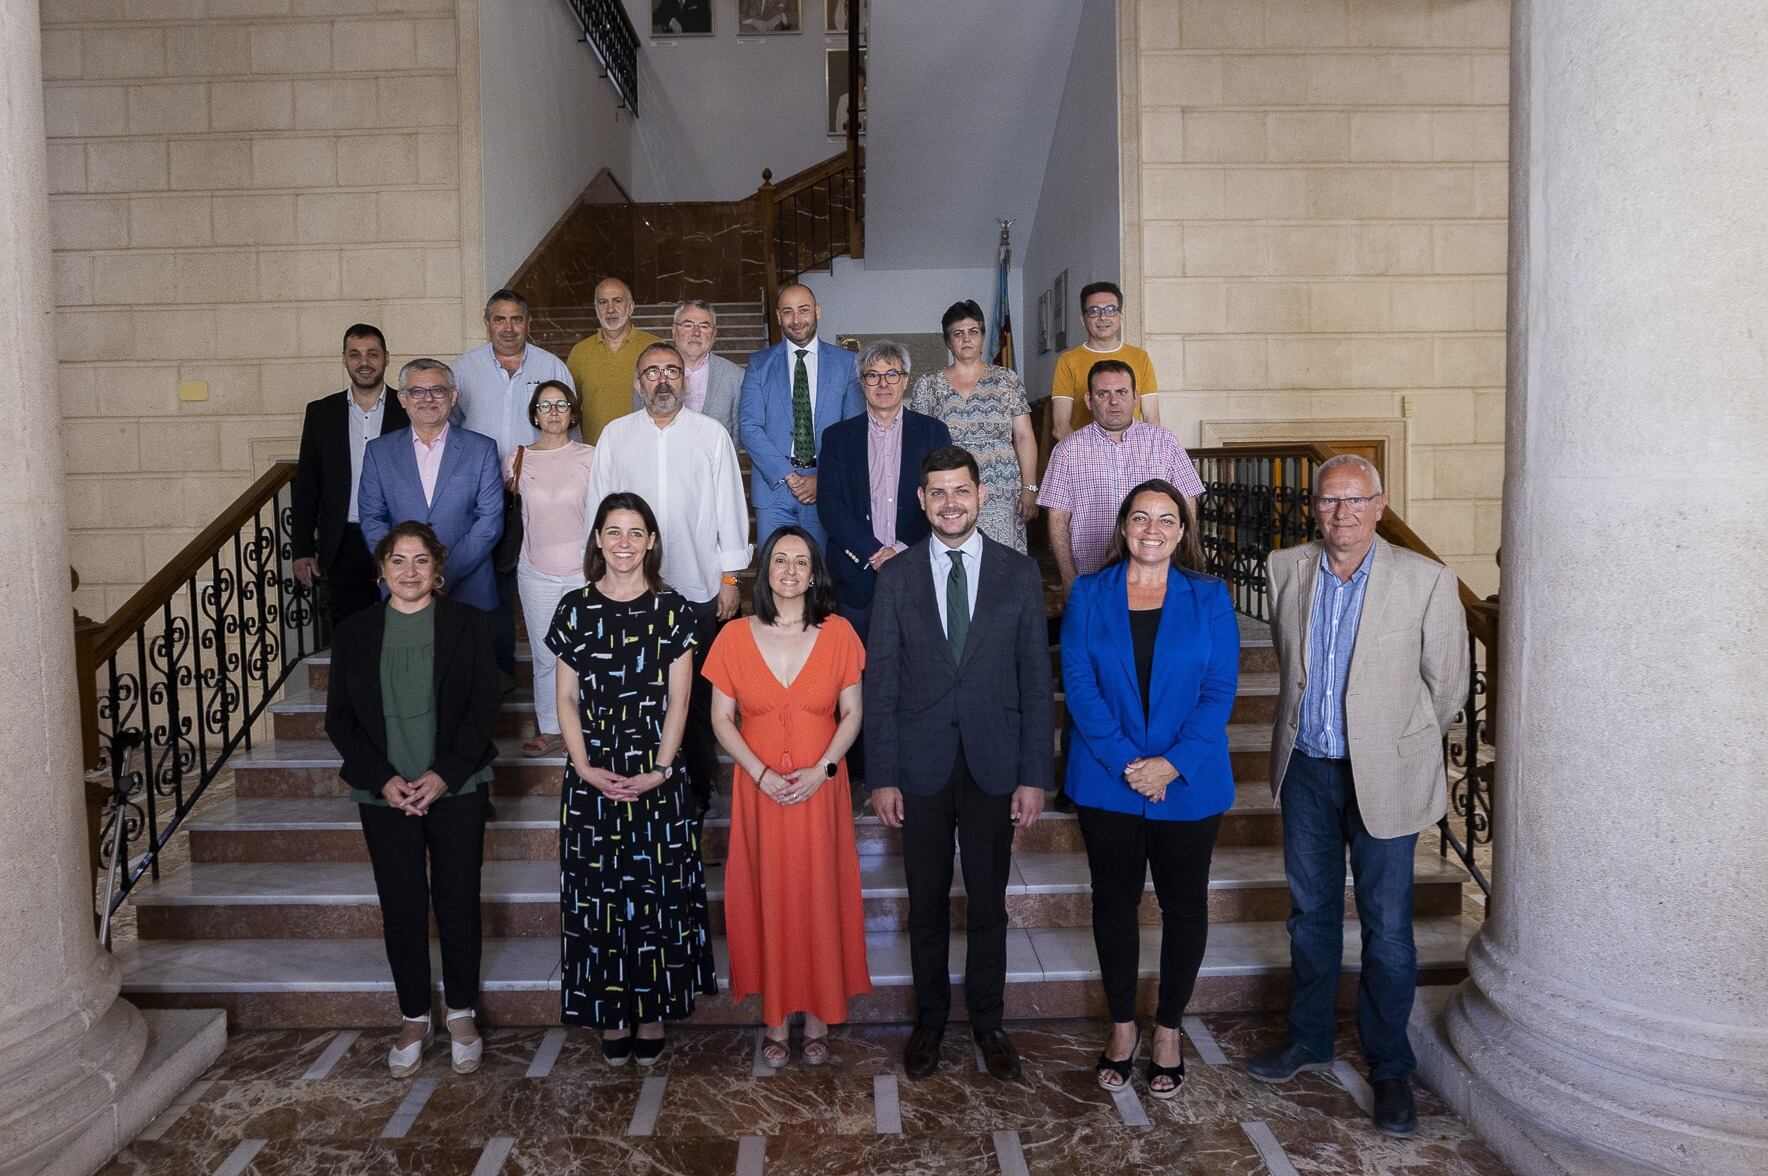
[757,148,866,342]
[767,152,853,202]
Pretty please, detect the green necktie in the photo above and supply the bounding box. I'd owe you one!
[791,348,814,466]
[946,549,969,661]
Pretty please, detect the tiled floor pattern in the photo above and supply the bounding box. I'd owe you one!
[99,1014,1513,1174]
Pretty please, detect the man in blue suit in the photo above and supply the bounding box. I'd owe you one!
[816,339,951,644]
[358,358,504,616]
[739,283,863,550]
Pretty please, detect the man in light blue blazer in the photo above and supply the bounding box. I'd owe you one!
[738,283,863,550]
[357,358,505,614]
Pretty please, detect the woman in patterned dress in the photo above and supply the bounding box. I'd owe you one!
[547,491,717,1064]
[907,299,1040,553]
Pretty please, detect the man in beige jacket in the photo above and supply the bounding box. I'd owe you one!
[1245,454,1467,1139]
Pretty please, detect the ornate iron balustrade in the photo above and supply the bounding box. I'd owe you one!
[1188,443,1495,896]
[74,461,325,936]
[564,0,641,114]
[759,146,866,341]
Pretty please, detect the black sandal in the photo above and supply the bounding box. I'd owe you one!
[602,1033,633,1067]
[1146,1037,1185,1100]
[634,1032,666,1066]
[1095,1027,1141,1091]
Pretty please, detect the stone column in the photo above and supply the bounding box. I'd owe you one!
[0,3,222,1173]
[1417,2,1768,1173]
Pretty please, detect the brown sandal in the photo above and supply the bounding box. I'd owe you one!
[522,733,564,757]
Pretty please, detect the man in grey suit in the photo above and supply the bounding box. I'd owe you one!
[636,299,742,440]
[865,444,1054,1082]
[1246,454,1468,1139]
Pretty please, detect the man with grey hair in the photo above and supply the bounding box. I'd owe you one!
[655,299,743,438]
[358,358,505,614]
[1246,451,1468,1140]
[817,340,952,643]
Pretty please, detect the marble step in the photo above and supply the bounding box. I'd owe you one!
[130,848,1467,940]
[114,916,1481,1028]
[187,784,1284,864]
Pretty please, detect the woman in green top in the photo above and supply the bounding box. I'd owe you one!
[324,521,501,1078]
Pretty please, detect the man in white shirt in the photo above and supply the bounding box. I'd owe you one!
[453,288,574,681]
[587,342,752,816]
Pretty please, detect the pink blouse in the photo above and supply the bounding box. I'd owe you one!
[503,441,596,576]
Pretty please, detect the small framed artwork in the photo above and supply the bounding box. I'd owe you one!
[1052,271,1069,350]
[825,0,867,37]
[827,48,867,136]
[738,0,802,34]
[1037,291,1051,354]
[651,0,713,36]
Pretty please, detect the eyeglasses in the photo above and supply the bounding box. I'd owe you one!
[676,322,714,334]
[638,364,684,381]
[535,400,572,414]
[402,387,453,400]
[1083,304,1122,318]
[1313,495,1377,512]
[861,369,906,386]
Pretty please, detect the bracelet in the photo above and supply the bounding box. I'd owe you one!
[721,574,740,586]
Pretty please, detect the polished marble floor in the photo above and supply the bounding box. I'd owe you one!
[99,1013,1513,1175]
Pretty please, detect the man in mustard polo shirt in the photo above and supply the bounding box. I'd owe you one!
[1050,280,1162,441]
[566,277,661,443]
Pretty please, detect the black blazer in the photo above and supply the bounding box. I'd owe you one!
[863,535,1055,797]
[816,409,952,611]
[323,597,500,797]
[292,389,409,570]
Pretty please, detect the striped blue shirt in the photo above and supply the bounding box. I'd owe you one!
[1294,542,1376,760]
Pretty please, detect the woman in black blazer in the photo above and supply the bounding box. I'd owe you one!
[324,520,500,1078]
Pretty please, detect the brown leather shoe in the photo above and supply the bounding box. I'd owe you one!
[903,1026,943,1080]
[976,1029,1022,1081]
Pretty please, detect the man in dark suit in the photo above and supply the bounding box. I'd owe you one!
[864,444,1054,1082]
[738,283,863,550]
[816,339,951,643]
[291,324,410,621]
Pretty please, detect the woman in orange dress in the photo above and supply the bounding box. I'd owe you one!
[705,526,871,1066]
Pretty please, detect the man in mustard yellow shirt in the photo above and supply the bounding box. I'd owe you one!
[565,277,661,443]
[1050,281,1161,441]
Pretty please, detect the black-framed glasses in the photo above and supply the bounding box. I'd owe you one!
[861,369,906,386]
[1083,304,1121,318]
[639,364,684,381]
[535,400,572,414]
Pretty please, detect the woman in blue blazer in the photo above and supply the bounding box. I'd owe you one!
[1061,478,1239,1101]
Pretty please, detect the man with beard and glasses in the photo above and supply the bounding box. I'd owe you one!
[292,324,411,621]
[585,342,752,818]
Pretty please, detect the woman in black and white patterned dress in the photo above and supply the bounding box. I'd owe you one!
[547,491,717,1065]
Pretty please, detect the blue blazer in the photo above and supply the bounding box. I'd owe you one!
[816,409,951,610]
[356,426,505,613]
[1061,562,1240,820]
[738,338,863,513]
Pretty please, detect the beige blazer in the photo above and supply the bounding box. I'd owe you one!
[1267,536,1469,839]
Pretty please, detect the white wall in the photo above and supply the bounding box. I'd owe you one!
[801,257,1024,345]
[621,0,839,202]
[1021,0,1120,404]
[481,0,635,288]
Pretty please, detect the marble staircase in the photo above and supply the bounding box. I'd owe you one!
[112,621,1478,1029]
[527,301,768,367]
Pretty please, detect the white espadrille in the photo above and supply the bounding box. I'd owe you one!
[446,1007,483,1075]
[388,1015,433,1078]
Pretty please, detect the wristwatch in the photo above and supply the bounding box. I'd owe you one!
[1021,483,1039,493]
[657,764,675,782]
[823,760,838,778]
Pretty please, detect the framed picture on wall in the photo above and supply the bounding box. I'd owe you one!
[739,0,802,34]
[651,0,713,35]
[825,0,867,37]
[827,48,867,136]
[1052,271,1069,350]
[1037,291,1051,354]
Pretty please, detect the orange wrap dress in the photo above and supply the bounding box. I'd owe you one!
[702,616,872,1025]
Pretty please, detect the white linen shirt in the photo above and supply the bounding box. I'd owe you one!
[453,342,575,461]
[584,407,752,604]
[927,527,984,632]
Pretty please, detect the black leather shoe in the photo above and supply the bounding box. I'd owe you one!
[903,1026,943,1080]
[976,1029,1022,1081]
[1372,1078,1418,1137]
[1245,1038,1332,1083]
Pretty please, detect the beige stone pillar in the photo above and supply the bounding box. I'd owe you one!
[0,3,222,1173]
[1418,2,1768,1173]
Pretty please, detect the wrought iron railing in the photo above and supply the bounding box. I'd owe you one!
[564,0,641,114]
[74,461,325,936]
[1189,443,1495,896]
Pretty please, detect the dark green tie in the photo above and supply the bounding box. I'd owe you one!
[791,348,814,466]
[946,549,968,661]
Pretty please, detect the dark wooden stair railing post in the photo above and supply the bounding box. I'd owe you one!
[758,167,779,343]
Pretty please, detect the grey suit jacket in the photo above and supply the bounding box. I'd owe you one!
[1267,536,1469,839]
[863,535,1055,797]
[629,353,743,440]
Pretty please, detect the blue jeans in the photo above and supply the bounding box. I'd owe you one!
[1281,749,1418,1081]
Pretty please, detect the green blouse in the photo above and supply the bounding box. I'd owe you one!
[357,601,492,806]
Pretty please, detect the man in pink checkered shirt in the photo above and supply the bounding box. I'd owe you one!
[1037,358,1205,592]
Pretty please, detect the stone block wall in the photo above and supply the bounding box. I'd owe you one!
[1121,0,1509,594]
[42,0,475,618]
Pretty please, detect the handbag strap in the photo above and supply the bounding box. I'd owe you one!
[511,445,525,489]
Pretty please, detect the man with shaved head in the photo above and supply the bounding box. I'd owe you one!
[738,283,863,549]
[566,276,661,443]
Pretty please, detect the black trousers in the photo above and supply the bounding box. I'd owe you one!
[359,788,489,1018]
[901,752,1014,1036]
[1077,804,1222,1028]
[326,523,383,623]
[681,596,722,813]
